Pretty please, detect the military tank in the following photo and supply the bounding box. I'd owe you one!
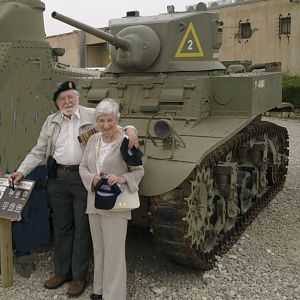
[0,0,99,174]
[51,3,289,269]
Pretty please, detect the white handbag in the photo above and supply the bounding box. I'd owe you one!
[112,187,140,211]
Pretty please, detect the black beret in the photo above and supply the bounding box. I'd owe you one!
[53,80,77,102]
[120,137,144,166]
[94,178,122,210]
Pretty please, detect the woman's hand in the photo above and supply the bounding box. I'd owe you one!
[92,174,101,187]
[107,174,126,186]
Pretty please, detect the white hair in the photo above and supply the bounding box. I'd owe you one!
[95,98,120,121]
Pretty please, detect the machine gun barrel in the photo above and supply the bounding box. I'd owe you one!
[51,11,130,50]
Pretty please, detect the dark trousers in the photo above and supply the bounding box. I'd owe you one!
[48,169,92,281]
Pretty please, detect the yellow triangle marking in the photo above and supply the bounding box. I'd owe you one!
[175,22,204,58]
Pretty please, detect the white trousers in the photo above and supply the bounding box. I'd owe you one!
[89,214,128,300]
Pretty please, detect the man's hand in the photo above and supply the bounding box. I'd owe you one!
[125,127,139,149]
[8,171,24,184]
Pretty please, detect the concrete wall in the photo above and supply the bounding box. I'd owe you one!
[85,33,109,67]
[211,0,300,75]
[86,43,109,67]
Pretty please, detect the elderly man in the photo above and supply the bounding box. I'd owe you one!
[9,80,138,297]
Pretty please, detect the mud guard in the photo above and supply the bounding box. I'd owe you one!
[139,158,195,196]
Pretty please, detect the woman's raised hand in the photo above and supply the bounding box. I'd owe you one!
[107,174,126,186]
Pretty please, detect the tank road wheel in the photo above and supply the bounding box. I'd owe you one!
[184,167,225,252]
[184,167,213,251]
[266,135,289,186]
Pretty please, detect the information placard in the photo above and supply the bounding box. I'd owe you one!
[0,177,35,221]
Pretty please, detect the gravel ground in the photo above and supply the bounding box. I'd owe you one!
[0,117,299,300]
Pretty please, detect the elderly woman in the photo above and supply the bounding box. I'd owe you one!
[79,98,144,300]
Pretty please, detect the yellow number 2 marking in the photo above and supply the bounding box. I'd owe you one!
[175,22,204,58]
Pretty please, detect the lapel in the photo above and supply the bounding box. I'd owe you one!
[47,111,63,156]
[79,105,93,128]
[95,133,101,174]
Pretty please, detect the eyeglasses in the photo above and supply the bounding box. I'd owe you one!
[57,95,77,102]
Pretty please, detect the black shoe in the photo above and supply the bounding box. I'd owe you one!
[90,293,102,299]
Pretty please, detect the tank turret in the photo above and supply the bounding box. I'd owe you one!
[52,5,223,73]
[0,0,46,41]
[52,11,161,71]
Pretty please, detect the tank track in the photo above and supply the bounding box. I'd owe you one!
[149,121,289,269]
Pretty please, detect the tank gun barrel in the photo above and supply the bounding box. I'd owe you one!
[51,11,130,50]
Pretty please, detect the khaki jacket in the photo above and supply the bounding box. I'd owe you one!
[17,105,95,176]
[79,131,144,218]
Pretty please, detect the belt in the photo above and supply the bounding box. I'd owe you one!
[57,164,79,172]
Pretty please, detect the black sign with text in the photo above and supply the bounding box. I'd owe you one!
[0,177,35,221]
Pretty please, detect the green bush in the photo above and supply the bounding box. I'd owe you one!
[282,75,300,105]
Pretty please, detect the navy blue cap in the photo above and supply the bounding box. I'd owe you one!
[53,80,77,102]
[120,137,144,166]
[94,178,122,210]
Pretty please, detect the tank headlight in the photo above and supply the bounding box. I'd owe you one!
[154,119,173,139]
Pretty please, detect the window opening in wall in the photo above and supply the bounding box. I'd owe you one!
[279,14,291,35]
[239,20,252,39]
